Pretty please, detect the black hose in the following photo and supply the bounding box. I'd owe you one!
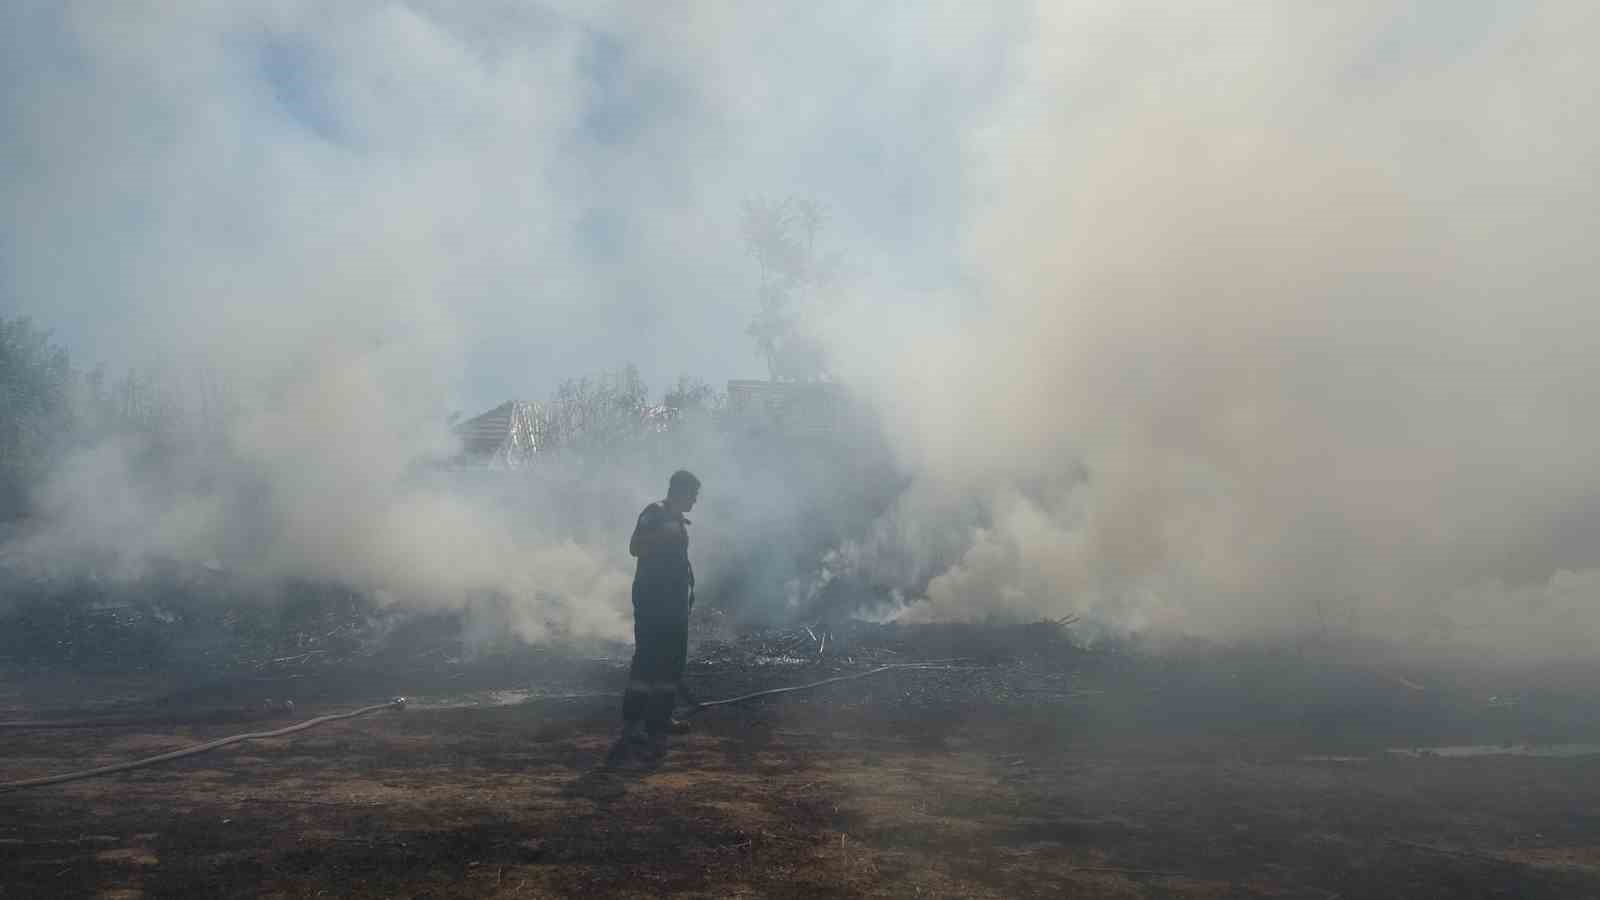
[685,663,972,716]
[3,662,974,791]
[0,698,406,793]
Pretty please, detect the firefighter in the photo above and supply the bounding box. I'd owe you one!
[609,469,699,766]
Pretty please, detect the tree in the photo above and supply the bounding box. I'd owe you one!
[0,317,73,520]
[742,197,845,382]
[547,364,650,453]
[662,375,719,415]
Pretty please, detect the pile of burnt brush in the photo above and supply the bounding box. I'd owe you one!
[1,554,1121,734]
[0,570,390,679]
[684,617,1107,729]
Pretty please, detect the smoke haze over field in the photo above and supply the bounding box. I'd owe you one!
[868,2,1600,657]
[3,3,1599,656]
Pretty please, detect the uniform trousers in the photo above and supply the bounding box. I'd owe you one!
[621,578,690,732]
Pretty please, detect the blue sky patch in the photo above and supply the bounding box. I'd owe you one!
[256,34,344,144]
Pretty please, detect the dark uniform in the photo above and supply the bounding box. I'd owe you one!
[621,500,694,733]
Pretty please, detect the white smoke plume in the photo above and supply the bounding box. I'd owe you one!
[5,3,1598,657]
[822,2,1600,656]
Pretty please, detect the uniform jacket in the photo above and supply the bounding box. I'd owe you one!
[630,501,694,606]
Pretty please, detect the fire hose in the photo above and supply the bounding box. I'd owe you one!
[683,663,971,715]
[0,698,407,793]
[0,662,974,793]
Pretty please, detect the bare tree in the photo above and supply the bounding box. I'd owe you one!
[546,364,651,454]
[0,317,72,520]
[662,374,720,415]
[742,197,844,383]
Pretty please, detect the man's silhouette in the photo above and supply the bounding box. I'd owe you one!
[609,469,699,766]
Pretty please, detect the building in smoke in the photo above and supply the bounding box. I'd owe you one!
[450,401,546,468]
[448,378,858,469]
[449,397,677,468]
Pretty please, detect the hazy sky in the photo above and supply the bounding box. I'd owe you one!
[5,3,1563,411]
[1,1,1007,412]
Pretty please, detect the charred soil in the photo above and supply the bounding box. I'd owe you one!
[4,623,1600,898]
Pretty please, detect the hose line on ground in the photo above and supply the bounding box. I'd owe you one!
[685,663,973,716]
[0,698,407,793]
[2,663,972,791]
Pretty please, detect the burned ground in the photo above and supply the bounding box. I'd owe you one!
[4,619,1600,898]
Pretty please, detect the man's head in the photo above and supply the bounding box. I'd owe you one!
[667,469,700,513]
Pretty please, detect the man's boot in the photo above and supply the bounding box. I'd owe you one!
[644,729,670,764]
[604,720,650,769]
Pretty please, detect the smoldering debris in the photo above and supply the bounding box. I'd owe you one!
[0,574,380,679]
[682,618,1102,730]
[6,572,1600,771]
[690,618,1082,672]
[0,563,620,716]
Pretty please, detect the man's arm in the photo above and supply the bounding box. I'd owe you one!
[629,507,683,558]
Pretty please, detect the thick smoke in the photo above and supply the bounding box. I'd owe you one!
[5,3,1598,658]
[2,3,661,639]
[822,2,1600,656]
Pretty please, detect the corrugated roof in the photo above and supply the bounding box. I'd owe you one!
[453,400,544,466]
[456,401,517,457]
